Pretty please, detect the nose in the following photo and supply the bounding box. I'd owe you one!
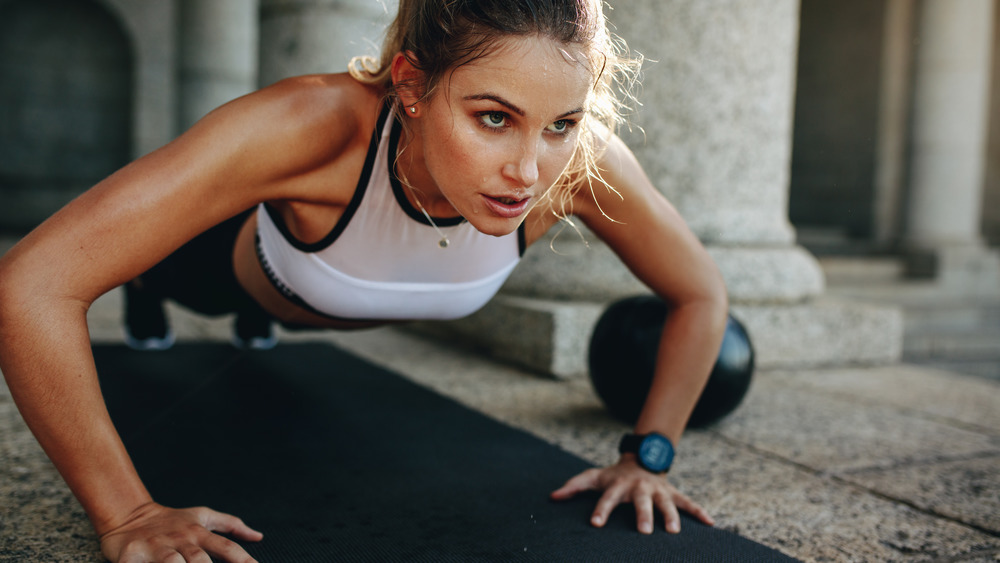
[502,138,540,188]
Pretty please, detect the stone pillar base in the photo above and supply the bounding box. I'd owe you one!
[411,296,604,379]
[731,299,903,368]
[412,295,903,380]
[905,244,1000,295]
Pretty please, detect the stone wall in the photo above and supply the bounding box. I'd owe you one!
[0,0,174,232]
[258,0,397,87]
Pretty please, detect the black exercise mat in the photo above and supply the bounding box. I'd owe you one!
[95,343,798,562]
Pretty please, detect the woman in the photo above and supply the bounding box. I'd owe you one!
[0,1,729,561]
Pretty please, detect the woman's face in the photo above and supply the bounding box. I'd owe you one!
[405,35,595,237]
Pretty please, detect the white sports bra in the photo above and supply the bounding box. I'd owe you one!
[254,105,525,322]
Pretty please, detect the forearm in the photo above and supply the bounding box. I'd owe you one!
[633,296,728,444]
[555,298,724,531]
[0,297,152,535]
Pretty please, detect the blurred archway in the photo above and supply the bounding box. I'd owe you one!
[0,0,133,232]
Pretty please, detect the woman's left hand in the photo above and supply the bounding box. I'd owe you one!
[550,455,714,534]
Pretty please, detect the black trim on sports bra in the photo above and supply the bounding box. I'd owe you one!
[263,103,394,253]
[387,118,466,228]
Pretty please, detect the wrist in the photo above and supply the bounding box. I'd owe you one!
[618,432,675,474]
[86,489,155,537]
[617,452,643,469]
[94,500,160,539]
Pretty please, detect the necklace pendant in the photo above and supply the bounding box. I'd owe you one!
[439,238,450,249]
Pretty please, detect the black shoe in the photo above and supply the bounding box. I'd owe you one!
[232,311,277,350]
[123,282,175,351]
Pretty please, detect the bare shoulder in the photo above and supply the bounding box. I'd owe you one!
[196,74,383,179]
[254,74,382,139]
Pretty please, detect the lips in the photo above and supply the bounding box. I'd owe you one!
[482,194,531,218]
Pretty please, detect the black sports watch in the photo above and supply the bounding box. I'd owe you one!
[619,432,675,474]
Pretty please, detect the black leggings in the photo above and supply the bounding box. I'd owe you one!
[135,208,270,322]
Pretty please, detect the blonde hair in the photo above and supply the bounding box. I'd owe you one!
[349,0,641,222]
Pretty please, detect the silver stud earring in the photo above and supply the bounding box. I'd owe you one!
[409,106,417,114]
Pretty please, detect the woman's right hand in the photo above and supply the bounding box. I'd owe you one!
[98,502,263,563]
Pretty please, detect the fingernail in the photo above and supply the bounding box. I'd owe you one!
[591,515,603,526]
[668,521,680,533]
[640,522,652,534]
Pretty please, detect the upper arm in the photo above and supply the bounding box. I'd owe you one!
[572,134,727,308]
[0,75,374,306]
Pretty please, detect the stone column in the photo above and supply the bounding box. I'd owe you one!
[901,0,1000,291]
[103,0,177,157]
[874,0,917,247]
[608,1,821,304]
[177,0,259,132]
[258,0,396,87]
[429,0,902,376]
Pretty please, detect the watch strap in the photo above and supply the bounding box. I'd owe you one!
[618,433,645,454]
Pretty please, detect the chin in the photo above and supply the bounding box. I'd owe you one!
[468,217,521,238]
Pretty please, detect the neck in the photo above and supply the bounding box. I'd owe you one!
[395,124,459,218]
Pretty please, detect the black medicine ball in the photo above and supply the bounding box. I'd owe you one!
[588,295,755,428]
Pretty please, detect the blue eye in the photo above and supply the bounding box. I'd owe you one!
[546,119,576,135]
[481,112,506,128]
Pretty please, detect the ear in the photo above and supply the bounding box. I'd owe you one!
[390,51,425,112]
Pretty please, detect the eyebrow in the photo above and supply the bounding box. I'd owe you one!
[463,93,584,120]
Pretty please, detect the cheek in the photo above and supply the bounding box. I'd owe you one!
[539,140,578,183]
[424,128,497,192]
[444,135,494,181]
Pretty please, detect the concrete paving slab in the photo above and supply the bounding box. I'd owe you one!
[0,391,100,561]
[763,365,1000,433]
[915,359,1000,382]
[841,454,1000,534]
[953,550,1000,562]
[692,458,1000,563]
[711,376,999,473]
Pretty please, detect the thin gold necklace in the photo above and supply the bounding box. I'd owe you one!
[412,196,450,249]
[396,138,450,249]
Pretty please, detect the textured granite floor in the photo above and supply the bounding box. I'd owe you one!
[1,287,999,562]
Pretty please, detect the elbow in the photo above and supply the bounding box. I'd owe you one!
[701,260,728,305]
[701,282,729,344]
[690,257,729,317]
[0,255,29,336]
[659,259,729,327]
[706,266,730,332]
[0,249,60,338]
[708,269,729,320]
[683,262,730,339]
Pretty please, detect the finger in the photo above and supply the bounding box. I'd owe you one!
[156,549,186,563]
[673,492,715,527]
[201,533,259,563]
[550,468,601,500]
[633,488,655,535]
[118,549,148,563]
[199,508,264,542]
[654,491,682,534]
[178,545,214,563]
[590,484,627,528]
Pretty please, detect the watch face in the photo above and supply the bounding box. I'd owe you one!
[639,435,675,472]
